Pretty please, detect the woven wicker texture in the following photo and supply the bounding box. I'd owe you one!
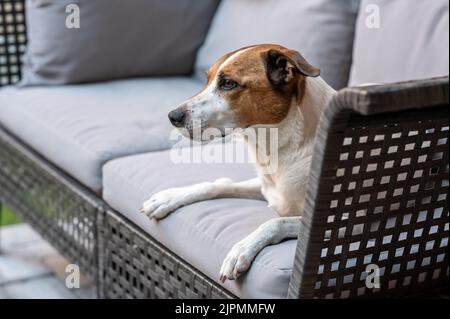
[0,0,25,86]
[289,78,449,299]
[0,128,100,284]
[100,210,235,299]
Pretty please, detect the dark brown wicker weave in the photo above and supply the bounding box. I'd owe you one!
[0,0,448,299]
[0,0,25,86]
[288,78,449,298]
[99,210,235,299]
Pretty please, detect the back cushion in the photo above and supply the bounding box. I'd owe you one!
[349,0,449,86]
[21,0,219,86]
[194,0,360,90]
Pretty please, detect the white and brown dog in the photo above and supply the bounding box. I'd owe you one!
[140,44,336,283]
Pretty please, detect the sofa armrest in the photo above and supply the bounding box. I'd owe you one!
[0,0,26,87]
[327,76,448,115]
[289,76,449,299]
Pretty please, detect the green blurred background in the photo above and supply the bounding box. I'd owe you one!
[0,205,21,226]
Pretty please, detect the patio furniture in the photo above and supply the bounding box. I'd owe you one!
[0,0,448,298]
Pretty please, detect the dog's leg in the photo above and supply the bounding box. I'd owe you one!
[141,178,262,220]
[219,216,301,282]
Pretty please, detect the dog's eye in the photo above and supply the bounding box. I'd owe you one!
[220,79,238,91]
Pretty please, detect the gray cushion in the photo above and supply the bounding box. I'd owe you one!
[349,0,449,85]
[102,142,297,299]
[0,77,203,191]
[21,0,219,85]
[194,0,360,89]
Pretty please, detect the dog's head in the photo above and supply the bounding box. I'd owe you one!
[168,44,320,141]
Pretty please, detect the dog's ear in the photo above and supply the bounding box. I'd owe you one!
[266,49,320,89]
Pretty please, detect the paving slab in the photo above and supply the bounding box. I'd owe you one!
[0,224,95,299]
[1,275,78,299]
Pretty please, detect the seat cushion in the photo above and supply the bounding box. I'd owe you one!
[0,77,203,191]
[102,142,297,299]
[349,0,449,85]
[194,0,361,89]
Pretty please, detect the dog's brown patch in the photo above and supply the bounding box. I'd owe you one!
[206,45,259,86]
[206,44,311,127]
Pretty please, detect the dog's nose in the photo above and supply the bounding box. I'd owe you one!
[168,110,186,127]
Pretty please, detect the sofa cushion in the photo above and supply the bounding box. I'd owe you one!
[0,77,203,191]
[102,142,297,299]
[194,0,360,89]
[349,0,449,85]
[21,0,219,86]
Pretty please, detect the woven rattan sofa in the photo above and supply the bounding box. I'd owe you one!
[0,0,449,299]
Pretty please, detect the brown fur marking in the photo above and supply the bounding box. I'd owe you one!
[194,44,315,128]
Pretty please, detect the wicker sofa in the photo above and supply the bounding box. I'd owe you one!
[0,0,449,299]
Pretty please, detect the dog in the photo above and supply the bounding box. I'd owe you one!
[140,44,336,283]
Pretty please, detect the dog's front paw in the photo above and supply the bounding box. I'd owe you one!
[140,182,215,220]
[140,188,188,220]
[219,240,256,283]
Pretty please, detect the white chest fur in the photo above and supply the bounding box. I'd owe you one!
[245,104,315,217]
[257,140,314,216]
[246,77,335,217]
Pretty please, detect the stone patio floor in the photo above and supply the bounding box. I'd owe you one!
[0,224,95,299]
